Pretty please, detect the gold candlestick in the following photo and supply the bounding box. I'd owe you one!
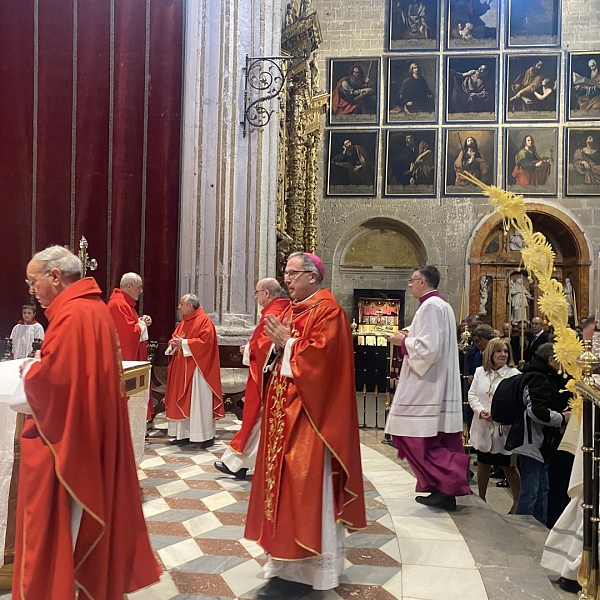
[77,236,98,277]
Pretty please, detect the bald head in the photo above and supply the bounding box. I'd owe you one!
[255,278,282,308]
[120,272,143,301]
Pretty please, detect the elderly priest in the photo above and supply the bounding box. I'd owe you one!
[12,245,160,599]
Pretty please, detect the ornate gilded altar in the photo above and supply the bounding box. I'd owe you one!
[277,4,328,277]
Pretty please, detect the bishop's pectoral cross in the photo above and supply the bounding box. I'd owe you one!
[77,236,98,277]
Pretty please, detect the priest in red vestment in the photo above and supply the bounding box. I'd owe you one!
[215,278,289,479]
[165,294,224,447]
[107,272,153,420]
[12,246,160,599]
[245,253,366,600]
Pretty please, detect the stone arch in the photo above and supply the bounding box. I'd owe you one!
[468,203,591,327]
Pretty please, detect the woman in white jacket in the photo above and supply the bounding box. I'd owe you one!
[468,337,521,513]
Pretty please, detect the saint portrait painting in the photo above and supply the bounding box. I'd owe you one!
[329,58,380,125]
[385,129,436,196]
[327,130,379,197]
[565,128,600,196]
[446,0,499,49]
[505,54,559,122]
[505,128,558,196]
[389,0,439,50]
[445,56,498,122]
[387,57,437,123]
[444,128,496,195]
[507,0,560,47]
[567,52,600,121]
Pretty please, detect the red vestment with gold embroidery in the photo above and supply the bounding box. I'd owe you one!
[244,288,366,559]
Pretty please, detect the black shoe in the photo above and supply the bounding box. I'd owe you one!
[496,479,509,488]
[214,460,248,480]
[415,492,457,511]
[558,577,581,594]
[199,437,215,449]
[256,577,312,600]
[170,437,190,446]
[490,467,503,479]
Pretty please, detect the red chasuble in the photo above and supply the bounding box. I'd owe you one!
[229,298,289,454]
[245,288,366,559]
[165,307,224,420]
[14,278,160,599]
[107,288,152,419]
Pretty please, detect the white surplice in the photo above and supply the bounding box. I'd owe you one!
[10,322,45,359]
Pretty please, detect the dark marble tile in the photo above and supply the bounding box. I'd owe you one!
[198,525,246,540]
[170,571,236,597]
[345,547,401,567]
[149,534,188,551]
[195,538,251,558]
[165,497,209,511]
[173,555,249,574]
[146,521,190,537]
[336,583,398,599]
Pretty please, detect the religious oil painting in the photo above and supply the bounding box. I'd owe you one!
[507,0,560,47]
[444,128,496,195]
[385,129,437,196]
[445,55,498,122]
[446,0,499,50]
[326,130,379,197]
[504,128,558,196]
[387,57,437,123]
[565,128,600,196]
[505,54,559,122]
[329,58,380,125]
[567,52,600,121]
[389,0,440,50]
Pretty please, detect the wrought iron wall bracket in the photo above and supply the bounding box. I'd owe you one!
[241,54,297,138]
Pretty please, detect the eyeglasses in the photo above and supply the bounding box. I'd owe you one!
[283,270,312,279]
[25,272,50,289]
[254,289,267,295]
[407,277,423,284]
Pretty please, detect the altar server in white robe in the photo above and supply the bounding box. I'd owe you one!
[385,265,471,511]
[10,304,45,359]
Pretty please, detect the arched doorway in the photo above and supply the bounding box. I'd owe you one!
[468,204,591,329]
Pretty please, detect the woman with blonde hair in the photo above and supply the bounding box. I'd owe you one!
[468,337,521,513]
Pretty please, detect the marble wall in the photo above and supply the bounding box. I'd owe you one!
[312,0,600,323]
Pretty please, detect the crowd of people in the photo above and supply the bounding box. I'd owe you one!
[3,248,591,598]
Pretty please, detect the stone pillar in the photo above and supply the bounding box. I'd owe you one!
[179,0,281,343]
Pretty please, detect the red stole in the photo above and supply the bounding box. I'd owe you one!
[245,289,366,559]
[15,278,160,599]
[229,298,289,454]
[165,307,224,420]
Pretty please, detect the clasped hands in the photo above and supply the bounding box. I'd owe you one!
[385,330,407,346]
[169,335,184,351]
[264,315,292,351]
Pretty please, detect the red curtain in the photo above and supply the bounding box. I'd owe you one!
[0,0,183,342]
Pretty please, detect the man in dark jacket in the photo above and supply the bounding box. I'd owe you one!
[523,316,550,363]
[512,342,571,525]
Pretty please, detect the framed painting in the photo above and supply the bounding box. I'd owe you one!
[389,0,440,50]
[445,55,498,122]
[567,52,600,121]
[507,0,560,47]
[504,128,558,196]
[329,58,380,125]
[505,54,559,122]
[446,0,499,50]
[565,128,600,196]
[326,130,379,197]
[444,128,496,195]
[386,57,438,123]
[384,129,437,196]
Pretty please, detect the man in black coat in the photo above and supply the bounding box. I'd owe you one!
[523,316,549,363]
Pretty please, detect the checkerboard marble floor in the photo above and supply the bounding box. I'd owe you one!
[0,415,489,599]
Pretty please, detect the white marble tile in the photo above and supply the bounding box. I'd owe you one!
[400,564,487,600]
[223,424,242,431]
[319,591,342,600]
[221,558,265,596]
[126,572,180,600]
[156,479,190,497]
[154,446,182,456]
[374,484,418,499]
[182,511,223,537]
[142,498,171,518]
[376,513,394,530]
[201,490,237,511]
[381,570,402,599]
[379,538,402,563]
[240,537,265,558]
[174,464,205,479]
[139,456,167,469]
[157,537,203,570]
[385,497,454,518]
[391,516,463,541]
[138,470,148,480]
[399,538,476,569]
[191,453,219,465]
